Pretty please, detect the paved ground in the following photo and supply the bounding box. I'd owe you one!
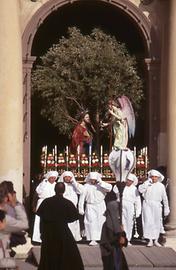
[15,243,103,270]
[14,235,176,270]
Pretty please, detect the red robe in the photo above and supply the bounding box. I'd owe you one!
[70,124,91,154]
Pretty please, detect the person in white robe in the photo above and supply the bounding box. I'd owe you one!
[113,173,141,245]
[138,169,170,247]
[32,170,58,243]
[58,171,84,241]
[78,172,112,246]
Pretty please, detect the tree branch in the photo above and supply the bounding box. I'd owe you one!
[65,96,84,111]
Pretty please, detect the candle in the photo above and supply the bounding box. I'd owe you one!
[54,145,57,169]
[145,147,148,170]
[100,145,103,174]
[44,145,47,173]
[66,146,69,170]
[77,145,80,173]
[89,144,92,172]
[133,146,137,174]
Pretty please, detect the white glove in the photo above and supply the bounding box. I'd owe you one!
[97,179,102,184]
[164,209,170,217]
[79,210,84,215]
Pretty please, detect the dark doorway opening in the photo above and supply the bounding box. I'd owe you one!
[31,0,147,174]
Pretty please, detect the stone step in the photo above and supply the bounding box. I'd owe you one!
[16,244,103,269]
[123,246,176,269]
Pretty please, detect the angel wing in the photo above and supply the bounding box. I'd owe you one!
[117,95,135,138]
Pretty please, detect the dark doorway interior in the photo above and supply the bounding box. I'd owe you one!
[31,0,148,174]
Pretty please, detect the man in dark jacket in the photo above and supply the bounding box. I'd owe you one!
[37,182,84,270]
[100,199,128,270]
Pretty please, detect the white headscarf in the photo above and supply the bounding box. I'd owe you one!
[85,172,102,183]
[148,169,164,182]
[127,173,138,186]
[44,170,58,180]
[59,171,76,182]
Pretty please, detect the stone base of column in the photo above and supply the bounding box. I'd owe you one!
[165,223,176,236]
[164,225,176,251]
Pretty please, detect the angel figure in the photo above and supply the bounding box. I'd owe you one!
[101,96,135,150]
[101,96,135,182]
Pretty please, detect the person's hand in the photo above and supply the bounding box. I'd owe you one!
[108,109,114,115]
[0,219,6,230]
[146,179,152,187]
[7,192,17,207]
[119,236,126,247]
[100,121,109,128]
[136,213,141,218]
[96,178,101,184]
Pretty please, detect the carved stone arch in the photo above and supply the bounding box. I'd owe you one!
[22,0,159,194]
[23,0,158,58]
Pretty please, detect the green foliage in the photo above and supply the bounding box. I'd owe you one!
[32,27,143,136]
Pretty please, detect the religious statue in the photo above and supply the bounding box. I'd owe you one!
[101,95,135,182]
[70,111,95,156]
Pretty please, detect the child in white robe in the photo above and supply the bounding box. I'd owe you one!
[79,172,112,246]
[113,173,141,245]
[138,169,170,247]
[58,171,84,241]
[32,170,58,243]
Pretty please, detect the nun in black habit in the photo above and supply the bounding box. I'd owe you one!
[100,198,128,270]
[36,182,84,270]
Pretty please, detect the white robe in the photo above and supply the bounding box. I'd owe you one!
[113,184,141,241]
[63,181,84,241]
[138,180,170,240]
[79,181,112,241]
[32,180,56,242]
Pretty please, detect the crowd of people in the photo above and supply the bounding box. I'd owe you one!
[0,180,28,268]
[30,167,170,270]
[0,167,169,269]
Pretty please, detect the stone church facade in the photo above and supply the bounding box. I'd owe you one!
[0,0,176,232]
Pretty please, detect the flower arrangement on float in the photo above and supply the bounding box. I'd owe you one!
[91,152,100,172]
[69,154,77,168]
[135,147,149,182]
[102,153,113,178]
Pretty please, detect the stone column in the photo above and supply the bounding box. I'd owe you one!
[166,0,176,233]
[0,1,23,202]
[23,56,36,196]
[145,58,160,168]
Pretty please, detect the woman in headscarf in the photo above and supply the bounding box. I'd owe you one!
[100,199,128,270]
[32,170,58,243]
[58,171,84,241]
[138,169,170,247]
[78,172,112,245]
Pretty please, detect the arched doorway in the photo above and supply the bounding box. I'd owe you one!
[22,0,159,194]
